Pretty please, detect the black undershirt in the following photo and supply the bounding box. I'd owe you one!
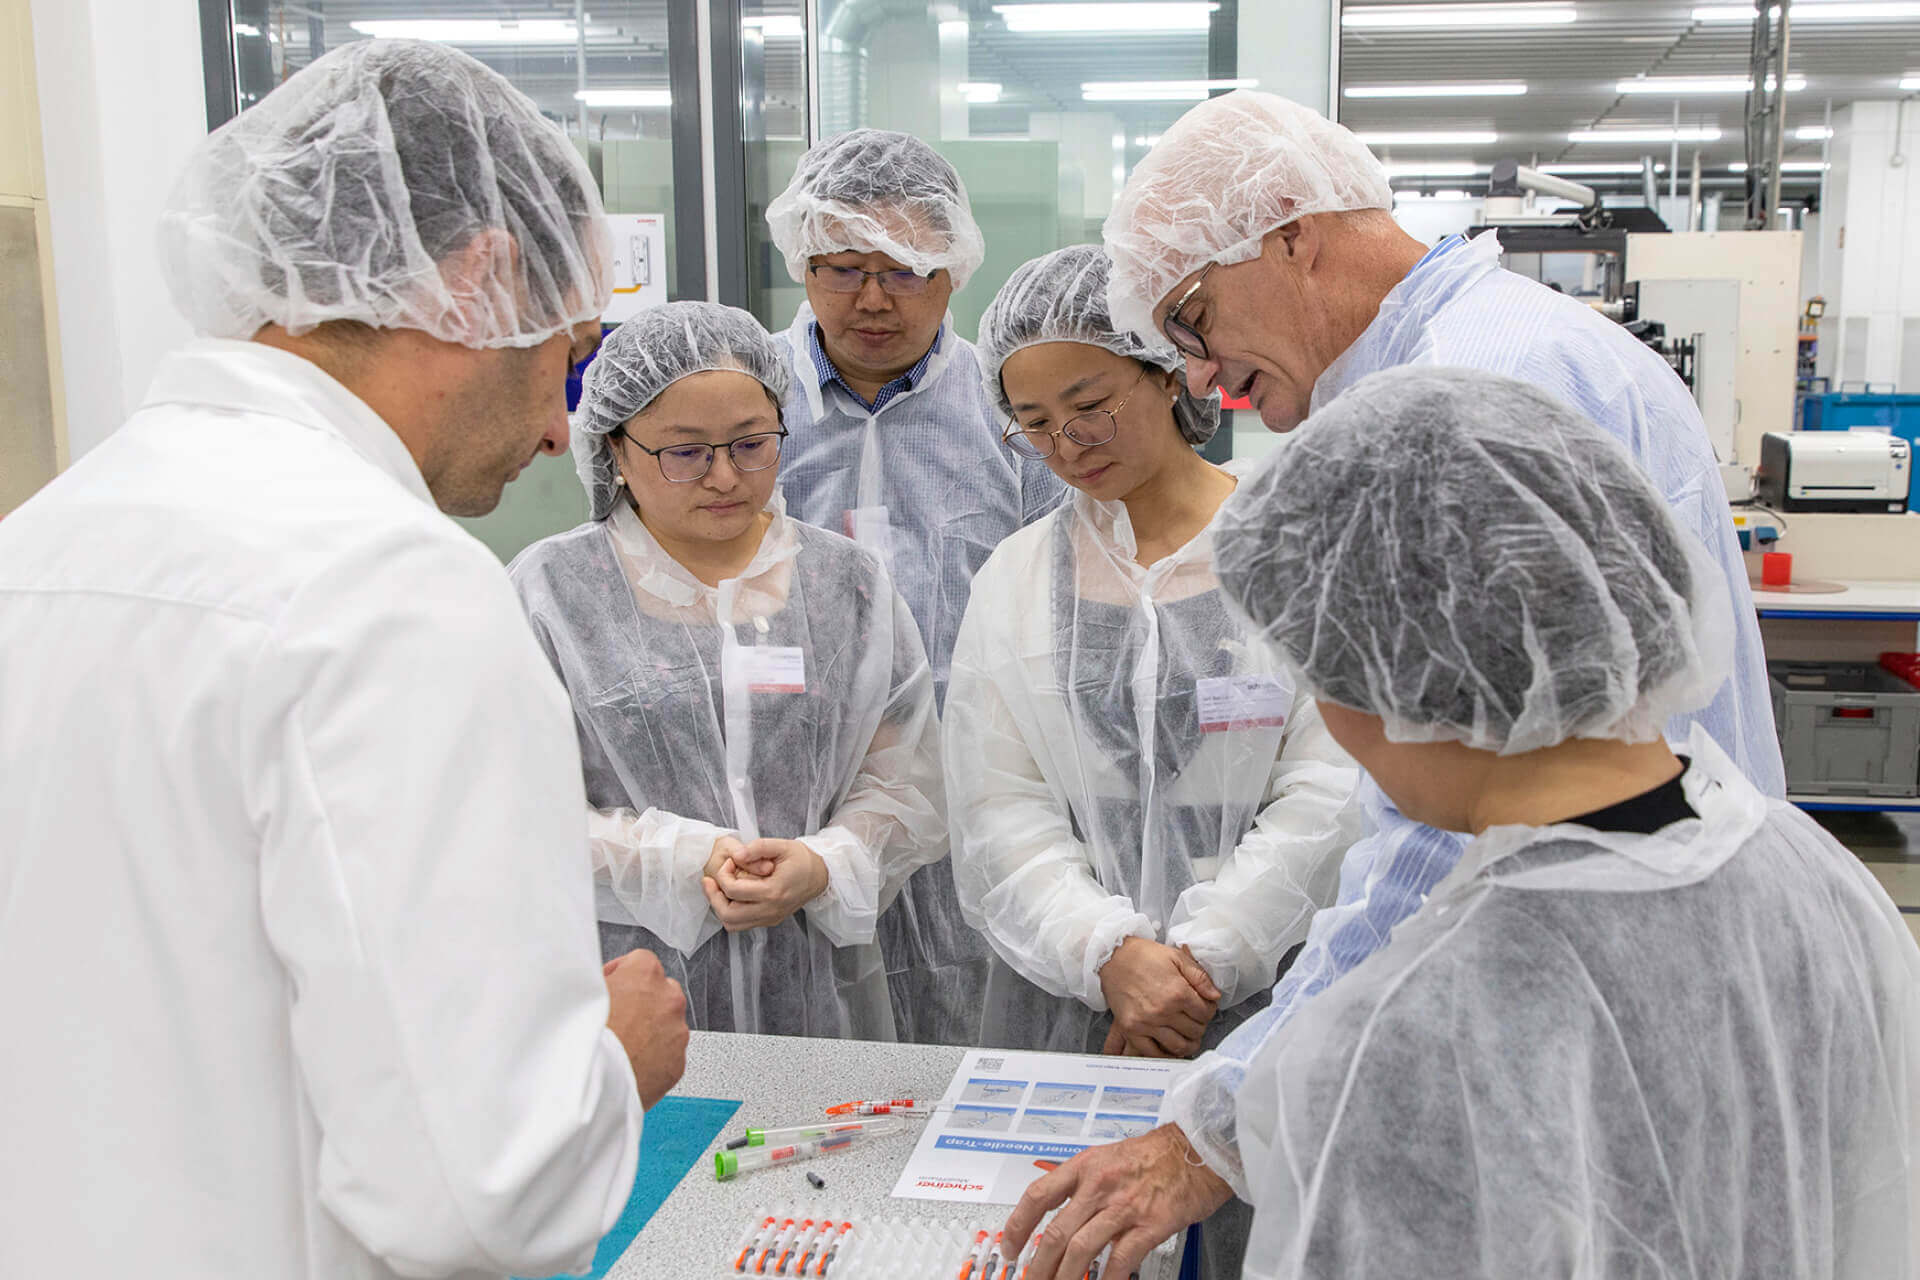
[1564,757,1698,834]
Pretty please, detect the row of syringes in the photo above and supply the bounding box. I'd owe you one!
[723,1208,1151,1280]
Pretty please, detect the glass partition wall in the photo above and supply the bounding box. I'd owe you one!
[202,1,1342,548]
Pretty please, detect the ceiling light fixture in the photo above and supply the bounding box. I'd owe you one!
[1380,161,1492,176]
[1343,3,1576,29]
[959,82,1003,104]
[349,19,579,42]
[574,88,672,108]
[1538,162,1667,174]
[1345,82,1527,98]
[1568,127,1722,143]
[743,15,804,37]
[1903,74,1920,90]
[1081,78,1256,101]
[995,3,1218,33]
[1616,75,1805,93]
[1795,125,1834,140]
[1356,130,1501,145]
[1728,160,1830,172]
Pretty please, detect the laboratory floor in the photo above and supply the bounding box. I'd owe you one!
[1819,810,1920,945]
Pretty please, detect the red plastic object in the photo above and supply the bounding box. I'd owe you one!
[1832,707,1875,719]
[1881,652,1920,691]
[1761,552,1793,587]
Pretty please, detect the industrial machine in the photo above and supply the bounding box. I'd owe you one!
[1756,431,1911,513]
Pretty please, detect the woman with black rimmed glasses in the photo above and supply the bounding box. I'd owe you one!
[509,301,947,1040]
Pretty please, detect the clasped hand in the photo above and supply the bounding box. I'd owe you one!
[701,835,829,931]
[1097,936,1222,1058]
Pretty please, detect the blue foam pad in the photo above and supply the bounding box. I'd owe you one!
[522,1093,742,1280]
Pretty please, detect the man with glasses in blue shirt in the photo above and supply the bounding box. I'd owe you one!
[998,89,1786,1280]
[764,128,1066,1047]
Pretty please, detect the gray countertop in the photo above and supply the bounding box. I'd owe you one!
[605,1030,978,1278]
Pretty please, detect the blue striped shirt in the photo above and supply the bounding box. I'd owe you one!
[808,321,944,415]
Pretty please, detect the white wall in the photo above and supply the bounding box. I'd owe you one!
[30,0,204,459]
[1818,100,1920,391]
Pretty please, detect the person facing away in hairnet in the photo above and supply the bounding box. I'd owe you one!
[997,91,1790,1270]
[0,40,690,1280]
[951,244,1361,1064]
[509,301,946,1040]
[1227,367,1906,1280]
[764,128,1066,1045]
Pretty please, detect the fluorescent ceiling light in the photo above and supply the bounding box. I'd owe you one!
[1381,161,1491,176]
[1343,4,1576,29]
[1082,78,1256,101]
[743,15,804,37]
[1729,160,1830,172]
[1356,130,1501,145]
[1795,125,1834,139]
[1132,134,1165,147]
[233,22,261,36]
[1568,127,1722,143]
[575,88,672,108]
[960,82,1003,104]
[995,3,1218,33]
[349,19,578,42]
[1617,75,1804,94]
[1345,82,1527,98]
[1693,1,1919,19]
[1904,75,1920,90]
[1539,162,1667,174]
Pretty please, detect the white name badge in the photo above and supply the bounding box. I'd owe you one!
[1196,674,1291,734]
[725,645,807,694]
[843,505,892,546]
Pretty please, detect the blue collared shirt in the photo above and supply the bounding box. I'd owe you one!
[808,321,944,414]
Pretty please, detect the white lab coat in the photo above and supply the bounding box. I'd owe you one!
[0,340,642,1280]
[944,464,1363,1054]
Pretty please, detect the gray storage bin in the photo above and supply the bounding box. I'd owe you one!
[1769,661,1920,797]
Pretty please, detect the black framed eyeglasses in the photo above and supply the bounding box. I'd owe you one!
[617,428,789,483]
[1002,367,1151,461]
[807,263,939,296]
[1161,262,1217,362]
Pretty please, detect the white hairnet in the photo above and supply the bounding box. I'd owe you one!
[574,301,794,521]
[765,129,986,290]
[159,39,612,350]
[1102,90,1392,345]
[978,244,1222,446]
[1212,366,1732,754]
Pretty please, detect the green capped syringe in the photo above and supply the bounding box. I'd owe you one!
[714,1121,902,1182]
[726,1116,903,1152]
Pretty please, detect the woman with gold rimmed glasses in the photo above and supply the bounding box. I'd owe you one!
[509,301,947,1040]
[947,245,1363,1071]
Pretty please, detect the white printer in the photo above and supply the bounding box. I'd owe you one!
[1755,431,1910,513]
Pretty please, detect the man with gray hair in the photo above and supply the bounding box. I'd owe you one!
[1000,89,1784,1280]
[764,128,1066,1045]
[0,39,687,1280]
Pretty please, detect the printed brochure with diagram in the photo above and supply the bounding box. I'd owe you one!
[890,1048,1193,1204]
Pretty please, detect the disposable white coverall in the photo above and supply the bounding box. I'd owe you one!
[509,497,946,1039]
[0,341,641,1280]
[1238,727,1920,1279]
[944,462,1362,1055]
[775,306,1065,1044]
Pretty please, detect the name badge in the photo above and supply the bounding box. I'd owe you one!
[1196,674,1291,734]
[725,645,807,695]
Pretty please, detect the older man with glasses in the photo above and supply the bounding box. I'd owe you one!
[763,128,1067,1048]
[995,89,1787,1280]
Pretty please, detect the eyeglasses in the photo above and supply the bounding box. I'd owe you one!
[1002,367,1151,461]
[618,428,789,483]
[1161,262,1216,361]
[807,263,939,296]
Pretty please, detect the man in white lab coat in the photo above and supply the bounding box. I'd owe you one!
[0,39,688,1280]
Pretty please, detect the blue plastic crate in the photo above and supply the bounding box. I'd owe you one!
[1797,387,1920,438]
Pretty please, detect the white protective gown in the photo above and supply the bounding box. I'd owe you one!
[0,341,641,1280]
[944,462,1363,1054]
[775,305,1066,1044]
[509,497,946,1040]
[1237,727,1920,1279]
